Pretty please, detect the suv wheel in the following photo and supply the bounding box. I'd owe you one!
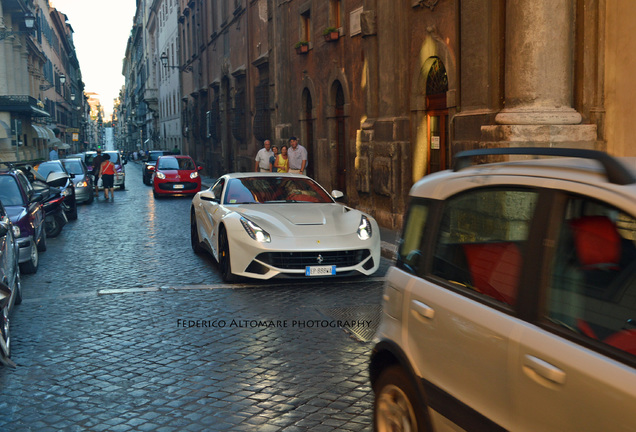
[374,365,427,432]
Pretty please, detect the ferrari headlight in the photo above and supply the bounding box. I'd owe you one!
[62,187,73,197]
[357,215,372,240]
[190,171,199,179]
[240,217,271,243]
[156,172,166,179]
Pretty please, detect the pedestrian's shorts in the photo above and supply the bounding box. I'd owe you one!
[102,174,114,188]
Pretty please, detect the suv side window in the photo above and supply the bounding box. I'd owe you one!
[431,188,538,306]
[546,197,636,358]
[397,199,430,276]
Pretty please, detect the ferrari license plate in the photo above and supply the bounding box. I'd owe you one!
[305,265,336,276]
[173,184,184,189]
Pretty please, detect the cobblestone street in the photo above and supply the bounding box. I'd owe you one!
[0,163,389,431]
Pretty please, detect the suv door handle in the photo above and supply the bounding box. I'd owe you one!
[523,355,566,385]
[411,300,435,320]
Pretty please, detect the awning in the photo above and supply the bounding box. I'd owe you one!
[42,126,56,140]
[0,96,50,118]
[31,125,48,139]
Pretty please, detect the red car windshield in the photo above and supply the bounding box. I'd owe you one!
[224,177,333,204]
[157,157,195,171]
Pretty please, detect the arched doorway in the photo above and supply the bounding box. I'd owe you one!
[302,88,314,178]
[425,58,449,174]
[333,81,347,193]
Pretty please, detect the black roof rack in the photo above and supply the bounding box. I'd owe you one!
[453,147,636,185]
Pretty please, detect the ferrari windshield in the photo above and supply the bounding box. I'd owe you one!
[224,177,333,204]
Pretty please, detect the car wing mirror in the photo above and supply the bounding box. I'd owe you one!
[331,190,344,200]
[198,166,203,171]
[148,166,155,171]
[200,190,219,203]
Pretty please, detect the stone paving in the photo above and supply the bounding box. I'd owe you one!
[0,163,390,431]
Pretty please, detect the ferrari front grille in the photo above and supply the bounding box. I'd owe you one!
[256,249,371,269]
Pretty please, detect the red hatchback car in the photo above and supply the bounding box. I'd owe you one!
[152,155,202,198]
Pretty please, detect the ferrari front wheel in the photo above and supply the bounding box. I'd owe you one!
[218,228,236,282]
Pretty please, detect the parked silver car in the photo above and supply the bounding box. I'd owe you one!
[62,158,93,204]
[371,148,636,432]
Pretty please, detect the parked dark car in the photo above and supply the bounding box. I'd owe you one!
[61,158,94,204]
[143,150,173,185]
[0,167,45,274]
[0,199,21,363]
[32,160,78,221]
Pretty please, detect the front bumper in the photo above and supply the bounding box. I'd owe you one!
[154,180,201,195]
[17,236,34,264]
[226,229,381,280]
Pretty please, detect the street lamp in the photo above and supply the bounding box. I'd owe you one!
[59,74,66,84]
[0,12,35,41]
[160,52,192,73]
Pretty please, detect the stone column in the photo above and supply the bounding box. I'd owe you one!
[496,0,580,125]
[482,0,597,148]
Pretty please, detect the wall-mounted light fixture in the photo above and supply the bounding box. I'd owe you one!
[0,12,35,41]
[40,73,66,91]
[160,52,192,73]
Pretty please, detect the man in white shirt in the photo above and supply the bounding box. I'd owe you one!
[254,140,274,172]
[287,137,307,175]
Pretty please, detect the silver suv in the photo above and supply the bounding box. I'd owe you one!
[370,148,636,432]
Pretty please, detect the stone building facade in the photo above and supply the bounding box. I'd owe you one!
[122,0,636,230]
[0,0,85,162]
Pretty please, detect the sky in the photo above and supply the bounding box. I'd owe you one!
[50,0,137,118]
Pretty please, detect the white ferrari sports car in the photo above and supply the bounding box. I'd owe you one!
[190,172,381,282]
